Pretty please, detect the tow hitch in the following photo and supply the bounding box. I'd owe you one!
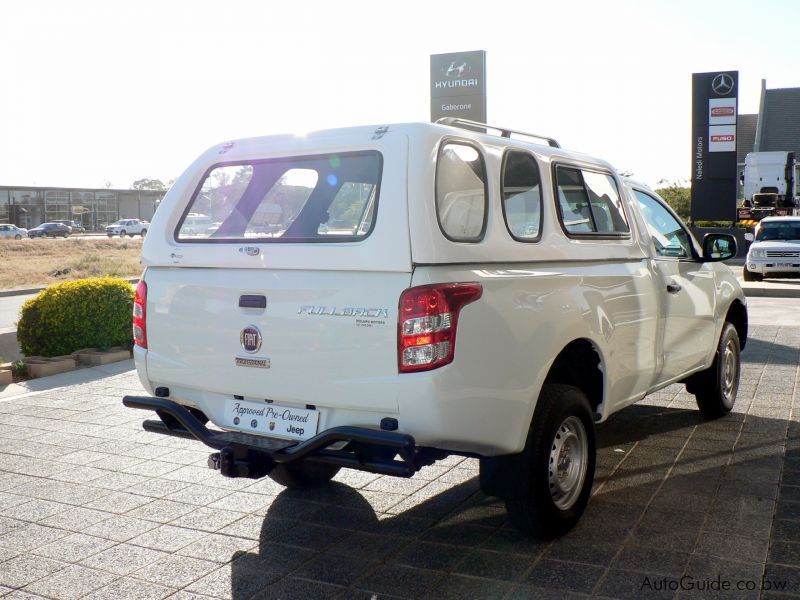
[207,448,275,479]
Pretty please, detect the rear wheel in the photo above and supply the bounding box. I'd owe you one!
[140,229,147,237]
[688,322,741,419]
[743,266,762,282]
[268,462,341,488]
[505,384,596,538]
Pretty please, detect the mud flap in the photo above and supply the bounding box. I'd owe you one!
[479,447,531,500]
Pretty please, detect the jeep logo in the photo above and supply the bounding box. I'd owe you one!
[240,325,262,353]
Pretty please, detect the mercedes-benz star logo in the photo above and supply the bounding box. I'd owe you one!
[712,73,734,96]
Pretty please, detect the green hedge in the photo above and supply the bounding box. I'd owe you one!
[17,277,135,357]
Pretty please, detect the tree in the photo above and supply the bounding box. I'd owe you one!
[655,179,691,221]
[132,178,167,191]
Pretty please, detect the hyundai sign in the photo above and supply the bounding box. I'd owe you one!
[430,50,487,123]
[691,71,739,221]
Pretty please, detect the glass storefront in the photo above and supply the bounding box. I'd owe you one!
[0,190,8,223]
[45,191,71,222]
[10,189,44,230]
[0,187,165,230]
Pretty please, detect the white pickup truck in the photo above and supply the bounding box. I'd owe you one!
[123,120,747,537]
[106,218,149,237]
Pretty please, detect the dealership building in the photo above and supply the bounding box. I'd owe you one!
[737,80,800,196]
[0,186,166,231]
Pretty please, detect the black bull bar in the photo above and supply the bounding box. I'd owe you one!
[122,396,419,478]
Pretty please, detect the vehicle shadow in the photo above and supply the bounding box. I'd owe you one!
[225,401,796,598]
[740,336,800,366]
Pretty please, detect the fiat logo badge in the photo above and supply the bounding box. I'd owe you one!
[240,325,262,353]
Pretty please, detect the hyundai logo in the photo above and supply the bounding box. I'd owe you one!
[443,61,471,79]
[240,325,262,353]
[711,73,734,96]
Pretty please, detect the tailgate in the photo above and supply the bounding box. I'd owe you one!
[144,267,409,413]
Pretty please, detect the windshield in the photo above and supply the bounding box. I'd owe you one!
[756,222,800,241]
[176,151,381,243]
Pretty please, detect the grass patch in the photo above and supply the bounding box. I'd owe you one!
[0,238,143,289]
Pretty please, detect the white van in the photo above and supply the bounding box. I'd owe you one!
[124,120,746,537]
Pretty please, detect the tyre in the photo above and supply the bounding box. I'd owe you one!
[505,384,596,538]
[14,234,20,240]
[140,229,147,237]
[128,234,134,238]
[119,230,126,237]
[743,266,762,282]
[268,462,341,488]
[689,322,741,419]
[63,233,69,238]
[107,234,113,238]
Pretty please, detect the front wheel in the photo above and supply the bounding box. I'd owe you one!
[743,266,762,282]
[689,322,741,419]
[119,230,126,238]
[14,234,20,240]
[268,462,341,488]
[505,384,596,538]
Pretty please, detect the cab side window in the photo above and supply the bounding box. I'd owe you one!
[633,190,693,259]
[555,166,629,235]
[502,151,542,241]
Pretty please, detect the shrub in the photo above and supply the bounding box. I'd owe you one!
[11,360,27,376]
[17,277,135,357]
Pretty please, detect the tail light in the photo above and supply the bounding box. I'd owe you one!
[398,283,482,373]
[133,280,147,348]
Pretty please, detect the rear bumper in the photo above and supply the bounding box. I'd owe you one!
[122,395,420,478]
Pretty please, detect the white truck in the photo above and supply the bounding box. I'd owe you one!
[738,151,799,225]
[123,120,747,537]
[106,218,149,237]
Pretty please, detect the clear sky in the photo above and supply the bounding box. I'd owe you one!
[1,0,798,190]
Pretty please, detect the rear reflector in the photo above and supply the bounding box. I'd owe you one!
[133,280,147,348]
[398,283,482,373]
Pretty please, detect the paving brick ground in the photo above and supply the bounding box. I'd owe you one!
[0,324,798,599]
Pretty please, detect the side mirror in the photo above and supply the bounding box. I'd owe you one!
[744,232,754,242]
[702,233,737,262]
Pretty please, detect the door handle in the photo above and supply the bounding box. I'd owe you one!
[666,281,682,294]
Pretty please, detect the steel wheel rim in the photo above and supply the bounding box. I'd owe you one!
[548,415,588,510]
[721,339,738,403]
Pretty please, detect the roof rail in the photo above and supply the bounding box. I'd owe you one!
[435,117,561,148]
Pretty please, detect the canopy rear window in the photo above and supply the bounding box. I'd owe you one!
[176,151,382,243]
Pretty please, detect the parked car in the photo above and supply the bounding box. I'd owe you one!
[179,213,213,236]
[743,216,800,281]
[53,220,85,233]
[28,223,71,238]
[122,121,747,538]
[0,224,27,240]
[106,219,149,237]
